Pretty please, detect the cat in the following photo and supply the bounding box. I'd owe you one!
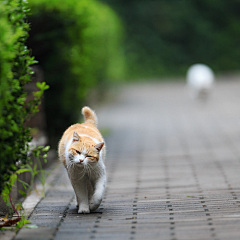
[58,106,106,213]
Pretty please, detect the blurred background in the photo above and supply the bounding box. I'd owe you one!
[102,0,240,78]
[26,0,240,148]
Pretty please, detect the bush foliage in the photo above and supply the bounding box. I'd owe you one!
[27,0,125,146]
[0,0,48,194]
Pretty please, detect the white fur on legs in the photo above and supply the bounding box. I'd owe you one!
[69,165,106,213]
[78,203,90,214]
[89,174,106,211]
[71,179,90,214]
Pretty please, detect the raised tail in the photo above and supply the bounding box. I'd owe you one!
[82,106,98,126]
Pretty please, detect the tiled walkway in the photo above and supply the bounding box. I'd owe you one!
[15,79,240,240]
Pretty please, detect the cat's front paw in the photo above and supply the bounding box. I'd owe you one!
[78,204,90,214]
[89,196,102,211]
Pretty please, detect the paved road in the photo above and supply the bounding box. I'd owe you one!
[15,78,240,240]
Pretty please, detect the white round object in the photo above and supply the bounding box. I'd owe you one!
[187,64,215,89]
[186,64,215,99]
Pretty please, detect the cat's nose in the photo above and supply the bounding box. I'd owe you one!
[79,159,84,163]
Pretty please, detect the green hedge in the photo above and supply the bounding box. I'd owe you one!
[27,0,125,146]
[0,0,48,194]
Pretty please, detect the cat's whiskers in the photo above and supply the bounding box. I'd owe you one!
[67,161,74,170]
[68,161,81,173]
[88,164,99,176]
[85,164,91,178]
[77,167,87,180]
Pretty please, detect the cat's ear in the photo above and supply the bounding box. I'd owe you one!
[73,131,80,142]
[94,142,104,152]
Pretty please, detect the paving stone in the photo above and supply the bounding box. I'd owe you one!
[10,79,240,239]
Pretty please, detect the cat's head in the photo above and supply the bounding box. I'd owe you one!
[68,131,104,166]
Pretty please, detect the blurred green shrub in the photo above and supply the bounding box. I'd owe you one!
[27,0,125,146]
[102,0,240,79]
[0,0,48,194]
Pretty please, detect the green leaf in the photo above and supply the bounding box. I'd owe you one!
[26,164,34,173]
[16,202,24,211]
[24,224,38,229]
[9,174,17,186]
[42,146,50,152]
[16,169,31,174]
[23,220,32,224]
[33,164,37,172]
[43,155,48,163]
[18,179,30,190]
[0,228,15,231]
[34,149,40,157]
[36,82,42,88]
[18,190,27,197]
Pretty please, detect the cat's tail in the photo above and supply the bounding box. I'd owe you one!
[82,106,98,126]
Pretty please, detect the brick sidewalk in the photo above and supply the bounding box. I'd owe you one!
[12,79,240,239]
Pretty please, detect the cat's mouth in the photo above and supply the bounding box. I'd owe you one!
[76,159,84,165]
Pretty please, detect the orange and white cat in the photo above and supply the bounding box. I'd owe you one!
[58,106,106,213]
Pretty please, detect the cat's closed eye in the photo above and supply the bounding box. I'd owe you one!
[76,150,81,154]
